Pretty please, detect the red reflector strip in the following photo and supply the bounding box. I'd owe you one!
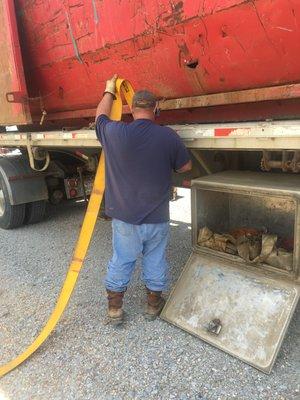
[214,128,234,137]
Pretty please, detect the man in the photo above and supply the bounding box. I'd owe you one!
[95,75,192,325]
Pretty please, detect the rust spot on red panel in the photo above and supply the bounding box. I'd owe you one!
[163,1,184,26]
[134,35,155,52]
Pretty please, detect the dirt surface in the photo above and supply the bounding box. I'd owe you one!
[0,189,299,400]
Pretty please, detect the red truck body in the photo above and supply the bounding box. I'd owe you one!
[1,0,300,127]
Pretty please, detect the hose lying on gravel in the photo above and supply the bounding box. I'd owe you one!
[0,79,134,377]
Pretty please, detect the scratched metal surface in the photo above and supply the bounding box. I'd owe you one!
[9,0,300,123]
[161,251,300,373]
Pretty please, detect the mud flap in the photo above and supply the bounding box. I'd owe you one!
[0,156,48,205]
[161,251,299,373]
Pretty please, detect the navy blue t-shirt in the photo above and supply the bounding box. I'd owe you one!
[96,115,190,224]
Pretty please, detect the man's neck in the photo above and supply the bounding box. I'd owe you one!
[134,117,154,121]
[133,110,155,121]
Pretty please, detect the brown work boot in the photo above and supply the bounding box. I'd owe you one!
[145,288,165,321]
[106,290,125,325]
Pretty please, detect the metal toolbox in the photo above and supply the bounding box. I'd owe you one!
[161,171,300,373]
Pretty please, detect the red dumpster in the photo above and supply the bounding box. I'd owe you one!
[1,0,300,127]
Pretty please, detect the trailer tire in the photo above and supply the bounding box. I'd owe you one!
[0,173,26,229]
[25,200,46,225]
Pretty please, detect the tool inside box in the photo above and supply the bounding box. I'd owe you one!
[191,171,299,276]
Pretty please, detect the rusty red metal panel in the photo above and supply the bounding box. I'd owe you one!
[10,0,300,125]
[42,84,300,122]
[0,0,31,125]
[39,98,300,128]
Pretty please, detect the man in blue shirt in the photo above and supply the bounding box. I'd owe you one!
[96,75,192,324]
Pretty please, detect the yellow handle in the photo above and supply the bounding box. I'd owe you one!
[0,79,135,377]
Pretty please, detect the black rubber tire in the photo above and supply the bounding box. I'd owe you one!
[25,200,47,225]
[0,173,26,229]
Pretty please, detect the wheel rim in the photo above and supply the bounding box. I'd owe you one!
[0,184,5,217]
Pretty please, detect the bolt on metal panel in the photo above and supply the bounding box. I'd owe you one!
[161,252,299,373]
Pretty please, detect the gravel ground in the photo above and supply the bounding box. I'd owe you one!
[0,188,299,400]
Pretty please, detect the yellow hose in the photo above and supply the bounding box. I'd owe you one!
[0,79,134,377]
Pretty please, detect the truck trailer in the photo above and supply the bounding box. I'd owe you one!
[0,0,299,373]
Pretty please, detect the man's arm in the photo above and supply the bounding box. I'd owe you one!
[170,131,192,173]
[95,74,118,121]
[176,159,192,173]
[95,93,114,120]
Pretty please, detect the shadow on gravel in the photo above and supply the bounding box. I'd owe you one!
[46,200,87,222]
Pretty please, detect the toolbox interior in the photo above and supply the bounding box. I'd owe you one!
[194,189,295,271]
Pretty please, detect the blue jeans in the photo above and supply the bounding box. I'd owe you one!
[105,219,169,292]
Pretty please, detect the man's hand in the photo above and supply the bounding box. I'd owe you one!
[104,74,118,98]
[176,160,192,173]
[95,74,118,121]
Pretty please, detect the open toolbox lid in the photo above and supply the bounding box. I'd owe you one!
[0,1,31,125]
[161,251,299,373]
